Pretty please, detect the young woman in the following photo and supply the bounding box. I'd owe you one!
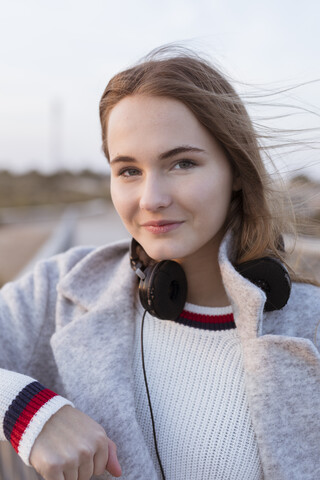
[1,46,320,480]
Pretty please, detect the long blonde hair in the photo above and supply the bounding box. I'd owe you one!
[99,46,298,269]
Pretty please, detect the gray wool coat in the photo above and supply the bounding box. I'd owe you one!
[1,233,320,480]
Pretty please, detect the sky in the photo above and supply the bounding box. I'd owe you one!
[1,0,320,179]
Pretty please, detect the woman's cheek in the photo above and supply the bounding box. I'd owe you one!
[110,181,124,212]
[111,192,134,231]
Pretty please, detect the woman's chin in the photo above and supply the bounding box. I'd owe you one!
[143,244,194,264]
[143,245,183,263]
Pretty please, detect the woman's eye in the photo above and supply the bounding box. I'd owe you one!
[118,167,141,178]
[174,159,196,170]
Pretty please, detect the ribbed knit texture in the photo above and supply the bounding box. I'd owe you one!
[0,369,74,465]
[132,303,263,480]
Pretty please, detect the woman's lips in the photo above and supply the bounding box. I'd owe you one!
[141,221,184,234]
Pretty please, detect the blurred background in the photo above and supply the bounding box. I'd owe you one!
[0,0,320,478]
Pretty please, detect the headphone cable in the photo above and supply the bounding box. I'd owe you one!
[141,310,166,480]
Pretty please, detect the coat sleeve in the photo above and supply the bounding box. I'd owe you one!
[0,250,89,465]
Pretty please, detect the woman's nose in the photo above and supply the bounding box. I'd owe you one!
[139,176,172,211]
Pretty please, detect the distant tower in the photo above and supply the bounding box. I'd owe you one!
[50,98,63,171]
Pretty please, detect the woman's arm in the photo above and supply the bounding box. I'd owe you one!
[0,369,73,464]
[0,255,69,463]
[0,249,121,478]
[0,370,122,478]
[0,256,62,372]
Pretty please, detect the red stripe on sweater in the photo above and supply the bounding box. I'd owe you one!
[180,310,234,324]
[10,389,57,452]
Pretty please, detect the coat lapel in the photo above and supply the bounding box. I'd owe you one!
[241,333,320,479]
[219,234,320,479]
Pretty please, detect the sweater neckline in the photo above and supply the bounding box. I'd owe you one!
[176,302,235,331]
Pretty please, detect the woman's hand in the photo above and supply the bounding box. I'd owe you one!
[29,405,122,479]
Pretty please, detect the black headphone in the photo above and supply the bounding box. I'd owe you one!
[130,238,188,320]
[130,238,292,319]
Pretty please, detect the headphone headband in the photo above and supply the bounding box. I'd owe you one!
[130,238,146,280]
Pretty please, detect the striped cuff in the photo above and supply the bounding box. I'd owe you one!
[3,380,74,466]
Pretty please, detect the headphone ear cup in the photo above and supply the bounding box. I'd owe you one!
[139,260,187,320]
[235,257,291,312]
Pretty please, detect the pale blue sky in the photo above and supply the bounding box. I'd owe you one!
[1,0,319,178]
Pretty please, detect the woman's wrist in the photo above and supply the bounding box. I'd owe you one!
[0,369,74,465]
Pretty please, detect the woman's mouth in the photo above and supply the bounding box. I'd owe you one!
[141,221,184,234]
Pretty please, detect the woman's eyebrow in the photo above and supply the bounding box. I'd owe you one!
[110,145,205,164]
[110,155,136,165]
[159,145,205,159]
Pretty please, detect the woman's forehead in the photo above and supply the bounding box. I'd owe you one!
[107,95,212,155]
[108,95,193,127]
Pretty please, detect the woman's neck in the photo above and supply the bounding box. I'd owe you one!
[179,241,230,308]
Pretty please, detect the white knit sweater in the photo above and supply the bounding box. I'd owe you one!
[132,302,263,480]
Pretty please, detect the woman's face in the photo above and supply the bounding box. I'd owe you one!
[108,95,239,264]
